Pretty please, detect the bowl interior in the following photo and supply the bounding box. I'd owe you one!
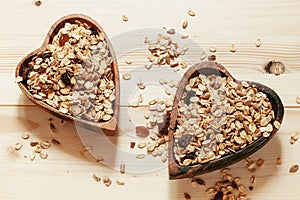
[16,14,120,133]
[168,61,284,179]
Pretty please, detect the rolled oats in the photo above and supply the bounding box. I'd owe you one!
[173,74,276,165]
[24,21,115,122]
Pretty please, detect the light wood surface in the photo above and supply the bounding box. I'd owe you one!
[1,0,300,199]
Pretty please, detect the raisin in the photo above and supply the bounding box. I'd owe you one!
[59,33,69,46]
[61,72,71,85]
[214,191,223,200]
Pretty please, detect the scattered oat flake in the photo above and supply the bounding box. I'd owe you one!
[40,152,48,159]
[209,47,216,52]
[116,180,125,186]
[51,138,61,145]
[289,164,299,173]
[122,15,128,22]
[188,10,195,17]
[122,73,132,80]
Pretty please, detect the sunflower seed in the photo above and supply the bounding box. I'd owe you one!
[256,158,264,167]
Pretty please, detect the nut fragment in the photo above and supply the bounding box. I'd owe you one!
[15,142,23,151]
[41,141,51,149]
[289,164,299,173]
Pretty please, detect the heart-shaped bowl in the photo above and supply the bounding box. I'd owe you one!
[15,14,120,134]
[168,61,284,179]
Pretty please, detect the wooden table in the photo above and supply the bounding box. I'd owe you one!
[1,0,300,199]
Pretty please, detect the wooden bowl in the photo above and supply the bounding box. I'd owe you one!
[168,61,284,179]
[15,14,120,134]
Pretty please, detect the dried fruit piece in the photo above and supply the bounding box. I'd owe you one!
[289,164,299,173]
[136,154,146,159]
[135,126,149,137]
[130,142,136,149]
[59,33,69,46]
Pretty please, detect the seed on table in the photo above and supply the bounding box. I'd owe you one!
[296,97,300,104]
[182,20,188,29]
[34,0,42,6]
[15,76,23,83]
[256,38,261,47]
[290,132,299,144]
[93,174,101,182]
[187,10,195,17]
[190,177,205,186]
[205,187,216,195]
[30,151,36,161]
[21,133,30,140]
[289,164,299,173]
[276,157,282,167]
[122,15,128,22]
[221,168,231,174]
[15,142,23,151]
[145,62,153,70]
[230,44,236,53]
[41,141,51,149]
[51,138,61,145]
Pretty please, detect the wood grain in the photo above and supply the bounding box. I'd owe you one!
[1,0,300,199]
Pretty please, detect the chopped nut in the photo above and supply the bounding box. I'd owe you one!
[130,142,136,149]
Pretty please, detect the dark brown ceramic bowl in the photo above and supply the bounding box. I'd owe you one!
[168,61,284,179]
[15,14,120,134]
